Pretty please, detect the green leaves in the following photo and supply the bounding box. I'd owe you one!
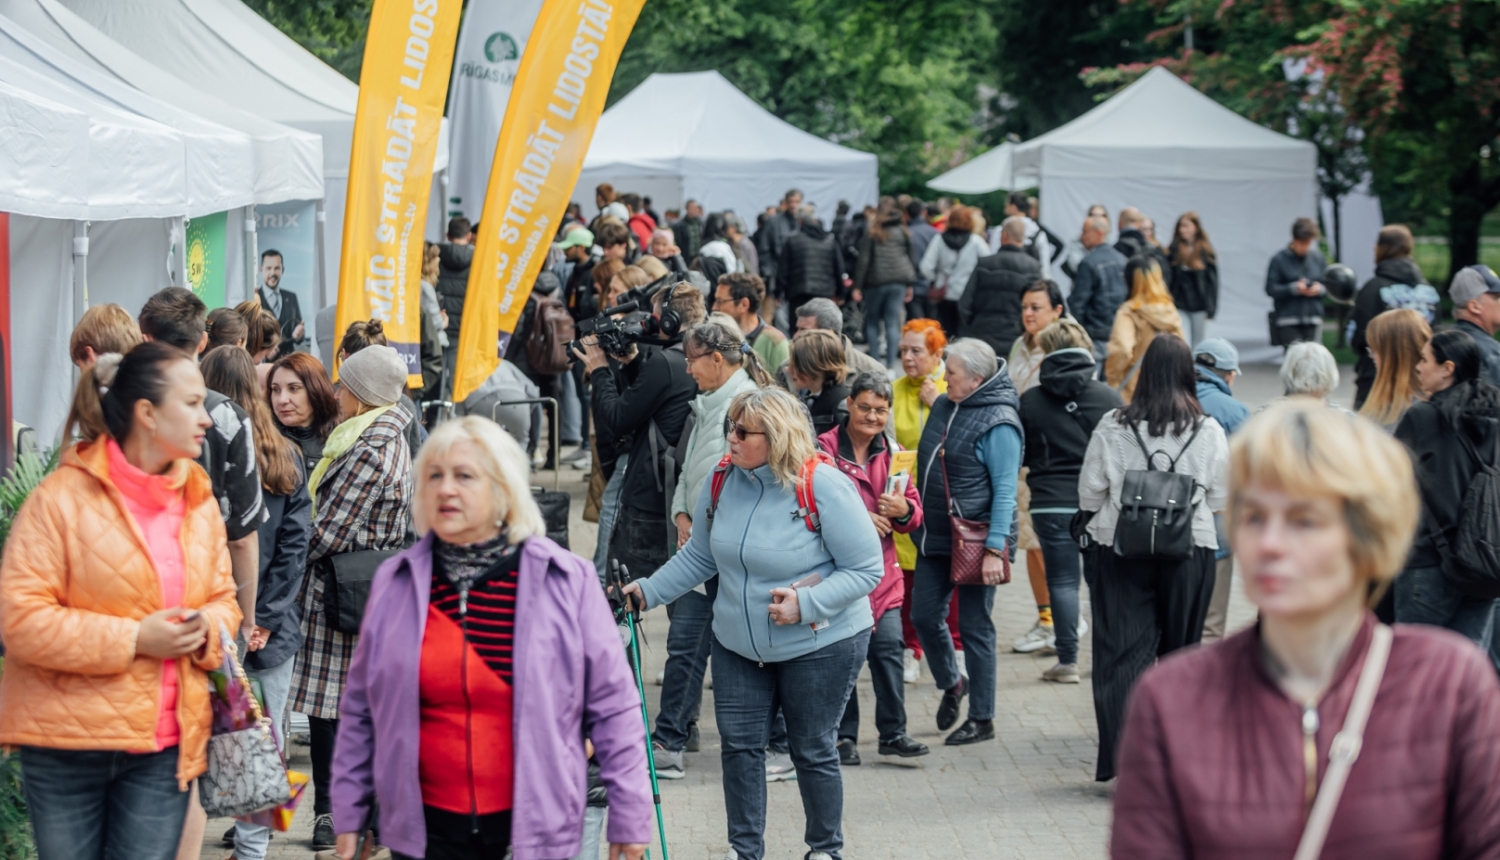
[0,449,58,552]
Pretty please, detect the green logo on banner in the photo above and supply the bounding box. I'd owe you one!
[484,32,518,63]
[185,211,227,309]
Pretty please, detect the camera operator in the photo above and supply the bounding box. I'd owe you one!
[575,282,705,580]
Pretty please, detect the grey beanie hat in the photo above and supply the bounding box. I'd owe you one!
[340,345,407,407]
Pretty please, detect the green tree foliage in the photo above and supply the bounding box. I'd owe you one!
[243,0,372,81]
[611,0,999,193]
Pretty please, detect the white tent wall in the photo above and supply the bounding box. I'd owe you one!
[1042,175,1316,363]
[572,173,683,219]
[10,216,75,445]
[1321,184,1383,287]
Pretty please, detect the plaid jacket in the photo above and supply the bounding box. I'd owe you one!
[290,404,414,720]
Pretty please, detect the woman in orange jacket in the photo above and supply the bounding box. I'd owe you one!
[0,341,240,860]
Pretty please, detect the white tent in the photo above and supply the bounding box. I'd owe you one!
[1008,67,1318,361]
[926,143,1032,195]
[58,0,450,306]
[576,71,879,228]
[0,0,323,206]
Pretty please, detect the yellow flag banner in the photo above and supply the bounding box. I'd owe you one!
[336,0,461,386]
[452,0,647,403]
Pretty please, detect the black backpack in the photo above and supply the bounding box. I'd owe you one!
[1113,422,1204,561]
[1435,425,1500,599]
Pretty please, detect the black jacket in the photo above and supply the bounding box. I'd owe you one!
[1265,245,1328,326]
[778,223,845,300]
[436,242,475,336]
[1351,256,1428,400]
[246,467,311,671]
[258,286,304,358]
[1018,348,1124,509]
[958,245,1041,357]
[589,344,697,515]
[915,370,1023,557]
[801,381,851,437]
[853,217,916,290]
[756,210,799,282]
[1115,229,1171,287]
[1166,247,1219,316]
[1395,383,1500,569]
[564,256,601,322]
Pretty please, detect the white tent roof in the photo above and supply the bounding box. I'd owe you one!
[0,0,322,204]
[578,71,879,223]
[0,11,255,217]
[1011,67,1315,181]
[0,82,88,218]
[926,142,1034,194]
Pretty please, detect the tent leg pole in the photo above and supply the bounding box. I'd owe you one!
[72,220,89,318]
[172,216,188,290]
[245,205,259,303]
[315,199,328,311]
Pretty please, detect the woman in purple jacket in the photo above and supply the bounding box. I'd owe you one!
[331,417,651,860]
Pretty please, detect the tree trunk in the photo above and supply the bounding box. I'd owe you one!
[1449,157,1485,286]
[1332,195,1343,263]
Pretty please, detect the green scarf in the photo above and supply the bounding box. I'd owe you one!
[308,405,393,516]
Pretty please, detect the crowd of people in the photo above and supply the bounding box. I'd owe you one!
[0,178,1498,860]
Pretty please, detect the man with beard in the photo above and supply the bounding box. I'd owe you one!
[256,249,305,357]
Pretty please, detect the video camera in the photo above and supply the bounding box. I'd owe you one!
[569,274,684,358]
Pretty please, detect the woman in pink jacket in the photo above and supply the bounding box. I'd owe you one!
[817,370,929,764]
[1112,401,1500,858]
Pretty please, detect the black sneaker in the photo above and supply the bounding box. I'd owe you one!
[936,676,967,731]
[944,718,995,746]
[312,813,337,850]
[221,824,236,847]
[878,733,930,757]
[836,738,860,766]
[685,722,701,753]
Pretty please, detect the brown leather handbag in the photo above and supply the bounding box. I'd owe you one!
[940,447,1010,586]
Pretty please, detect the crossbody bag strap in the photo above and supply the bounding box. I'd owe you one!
[1292,623,1394,860]
[937,433,961,520]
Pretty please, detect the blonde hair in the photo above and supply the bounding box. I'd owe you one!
[1360,308,1430,426]
[1126,258,1175,308]
[414,417,547,543]
[615,265,652,291]
[1037,318,1094,354]
[422,242,441,285]
[70,304,142,365]
[789,328,848,386]
[1229,401,1418,604]
[634,255,669,280]
[727,387,818,489]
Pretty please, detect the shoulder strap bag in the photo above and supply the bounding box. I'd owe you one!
[321,548,404,635]
[1292,623,1393,860]
[939,435,1010,587]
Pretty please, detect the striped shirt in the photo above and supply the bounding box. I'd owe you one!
[430,537,522,683]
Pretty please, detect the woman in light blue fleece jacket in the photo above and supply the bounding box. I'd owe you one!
[625,387,883,860]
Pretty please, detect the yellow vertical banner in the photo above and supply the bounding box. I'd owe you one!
[452,0,648,403]
[336,0,461,386]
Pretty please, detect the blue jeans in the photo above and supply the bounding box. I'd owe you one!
[863,283,906,368]
[911,553,997,720]
[567,805,606,860]
[655,580,718,751]
[1033,513,1083,665]
[712,630,868,860]
[1395,565,1496,651]
[235,652,297,860]
[593,452,630,581]
[838,609,907,743]
[20,746,190,860]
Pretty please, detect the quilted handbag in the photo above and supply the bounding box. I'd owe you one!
[939,445,1010,586]
[200,626,292,818]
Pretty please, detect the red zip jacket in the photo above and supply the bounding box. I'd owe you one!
[817,424,922,621]
[1112,614,1500,859]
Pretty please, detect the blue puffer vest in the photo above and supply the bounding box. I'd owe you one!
[915,368,1023,557]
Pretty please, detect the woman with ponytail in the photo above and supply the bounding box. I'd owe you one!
[650,313,770,775]
[0,342,240,859]
[1394,328,1500,647]
[201,346,310,860]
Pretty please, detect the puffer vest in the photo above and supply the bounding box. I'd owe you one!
[782,230,838,299]
[916,369,1022,557]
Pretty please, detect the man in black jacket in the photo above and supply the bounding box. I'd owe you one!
[757,188,803,288]
[1069,216,1129,356]
[778,204,846,316]
[437,217,474,396]
[1264,217,1327,349]
[256,249,305,357]
[1114,207,1170,282]
[576,283,705,579]
[959,217,1042,356]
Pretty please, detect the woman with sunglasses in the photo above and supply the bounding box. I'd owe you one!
[622,387,883,860]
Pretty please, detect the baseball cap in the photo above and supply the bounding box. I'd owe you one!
[556,228,594,251]
[1193,337,1240,373]
[1450,265,1500,306]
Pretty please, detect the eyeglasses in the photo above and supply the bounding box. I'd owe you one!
[725,421,767,441]
[852,403,891,418]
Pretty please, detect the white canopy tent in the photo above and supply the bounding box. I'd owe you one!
[576,71,879,229]
[926,143,1032,195]
[1008,68,1318,361]
[58,0,450,308]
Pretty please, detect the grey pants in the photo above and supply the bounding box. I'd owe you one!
[1201,555,1235,642]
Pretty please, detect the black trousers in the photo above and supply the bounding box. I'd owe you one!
[308,715,338,815]
[1090,545,1215,782]
[935,300,961,339]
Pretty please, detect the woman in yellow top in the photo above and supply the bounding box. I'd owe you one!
[1106,256,1185,401]
[892,319,961,683]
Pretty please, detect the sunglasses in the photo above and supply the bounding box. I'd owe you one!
[724,420,767,442]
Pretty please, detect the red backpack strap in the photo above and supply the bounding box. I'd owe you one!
[794,452,837,533]
[705,454,734,530]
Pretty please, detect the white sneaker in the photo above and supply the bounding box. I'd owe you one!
[902,648,920,684]
[1013,621,1056,654]
[1041,662,1081,684]
[806,853,835,860]
[765,752,797,782]
[955,648,968,679]
[654,668,665,686]
[1077,616,1090,639]
[653,743,685,779]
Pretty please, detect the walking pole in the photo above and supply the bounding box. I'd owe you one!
[612,561,671,860]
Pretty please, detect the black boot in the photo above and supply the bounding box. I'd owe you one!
[936,676,967,731]
[945,718,995,746]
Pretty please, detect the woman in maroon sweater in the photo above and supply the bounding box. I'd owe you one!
[1113,401,1500,859]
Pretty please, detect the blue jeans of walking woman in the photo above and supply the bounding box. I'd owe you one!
[656,578,718,752]
[21,745,190,860]
[863,283,906,368]
[1032,513,1083,665]
[910,554,998,721]
[712,630,869,860]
